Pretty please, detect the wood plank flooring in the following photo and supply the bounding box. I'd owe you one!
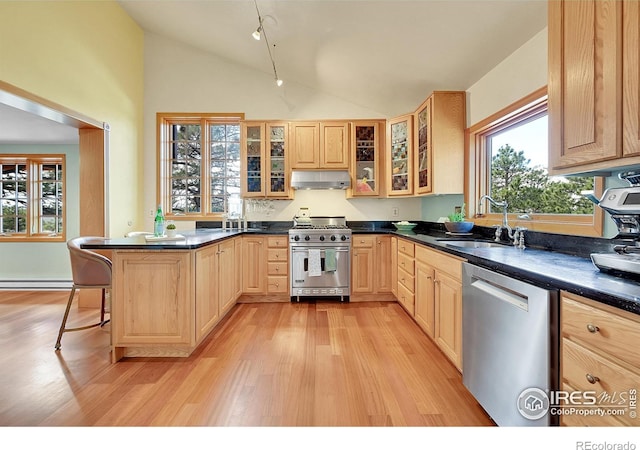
[0,290,493,426]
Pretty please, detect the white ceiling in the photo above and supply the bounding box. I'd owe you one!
[0,0,547,144]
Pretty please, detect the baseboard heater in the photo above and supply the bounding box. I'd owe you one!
[0,280,72,290]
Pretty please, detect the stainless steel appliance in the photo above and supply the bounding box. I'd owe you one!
[586,170,640,276]
[289,216,351,302]
[462,263,559,426]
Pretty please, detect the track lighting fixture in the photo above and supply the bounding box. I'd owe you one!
[252,0,283,87]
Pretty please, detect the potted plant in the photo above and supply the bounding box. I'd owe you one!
[165,222,177,238]
[444,205,474,234]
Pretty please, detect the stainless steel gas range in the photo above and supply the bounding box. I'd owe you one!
[289,216,351,302]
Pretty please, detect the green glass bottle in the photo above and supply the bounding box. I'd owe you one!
[154,204,165,237]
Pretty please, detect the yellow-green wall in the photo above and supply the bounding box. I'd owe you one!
[0,0,144,239]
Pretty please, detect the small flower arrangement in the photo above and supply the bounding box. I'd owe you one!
[165,222,177,237]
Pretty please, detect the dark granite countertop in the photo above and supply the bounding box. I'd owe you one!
[85,220,640,316]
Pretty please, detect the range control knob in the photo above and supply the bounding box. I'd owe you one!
[304,235,310,241]
[341,235,347,241]
[319,235,325,241]
[330,235,337,241]
[293,235,300,241]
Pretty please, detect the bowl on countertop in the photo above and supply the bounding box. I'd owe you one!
[444,221,474,233]
[393,222,418,232]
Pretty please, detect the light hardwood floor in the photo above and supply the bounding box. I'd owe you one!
[0,290,493,426]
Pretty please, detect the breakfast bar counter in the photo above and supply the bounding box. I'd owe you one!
[84,230,247,362]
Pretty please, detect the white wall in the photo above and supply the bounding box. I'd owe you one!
[421,28,548,221]
[0,144,79,282]
[141,33,422,229]
[465,28,548,127]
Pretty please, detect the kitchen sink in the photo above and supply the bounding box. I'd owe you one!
[438,240,507,249]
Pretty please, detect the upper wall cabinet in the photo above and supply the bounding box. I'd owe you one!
[548,0,640,174]
[290,121,350,169]
[241,121,292,198]
[413,91,465,195]
[348,120,386,197]
[387,114,414,196]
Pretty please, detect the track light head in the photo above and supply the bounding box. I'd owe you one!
[252,26,262,40]
[276,79,283,87]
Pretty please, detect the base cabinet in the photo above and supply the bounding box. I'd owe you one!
[111,237,241,362]
[352,234,393,300]
[413,245,464,371]
[396,238,415,314]
[560,291,640,426]
[239,234,289,301]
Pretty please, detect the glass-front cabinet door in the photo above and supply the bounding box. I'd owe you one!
[241,122,265,197]
[241,121,291,198]
[266,122,290,198]
[414,97,432,194]
[388,114,413,196]
[350,121,383,197]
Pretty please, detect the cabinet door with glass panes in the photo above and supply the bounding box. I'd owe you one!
[387,114,413,196]
[241,122,265,197]
[265,122,291,198]
[414,97,432,195]
[350,121,384,197]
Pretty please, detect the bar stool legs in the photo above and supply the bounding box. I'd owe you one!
[55,287,110,351]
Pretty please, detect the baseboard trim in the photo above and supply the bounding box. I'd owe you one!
[0,280,72,290]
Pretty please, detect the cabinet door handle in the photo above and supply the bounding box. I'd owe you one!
[586,323,599,333]
[585,373,600,384]
[275,267,279,272]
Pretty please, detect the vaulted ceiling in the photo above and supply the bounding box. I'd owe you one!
[1,0,547,144]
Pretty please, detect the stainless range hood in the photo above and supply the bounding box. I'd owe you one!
[290,170,351,190]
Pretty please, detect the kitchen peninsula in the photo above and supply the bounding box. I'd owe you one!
[86,224,640,363]
[85,229,248,362]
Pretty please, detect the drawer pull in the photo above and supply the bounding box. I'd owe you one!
[585,373,600,384]
[586,324,599,333]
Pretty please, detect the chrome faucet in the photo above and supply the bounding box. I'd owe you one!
[479,195,527,248]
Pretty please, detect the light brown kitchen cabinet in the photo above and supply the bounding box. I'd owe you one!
[239,234,289,301]
[234,236,243,299]
[111,237,242,361]
[266,235,288,294]
[348,120,386,197]
[396,238,415,315]
[390,236,398,298]
[548,0,640,174]
[195,238,236,342]
[560,291,640,426]
[413,245,465,371]
[387,114,413,196]
[290,121,350,169]
[242,235,266,293]
[241,121,291,198]
[413,91,465,195]
[351,234,393,300]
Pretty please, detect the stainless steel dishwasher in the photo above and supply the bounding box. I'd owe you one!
[462,263,559,426]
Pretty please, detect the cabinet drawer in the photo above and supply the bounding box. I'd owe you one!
[415,245,463,280]
[397,252,414,276]
[562,338,640,426]
[353,235,374,248]
[268,262,288,276]
[397,281,415,316]
[267,248,288,262]
[398,267,414,293]
[267,276,288,293]
[267,236,288,248]
[562,295,640,370]
[398,239,415,257]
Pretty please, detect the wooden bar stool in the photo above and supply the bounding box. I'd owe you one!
[54,236,111,350]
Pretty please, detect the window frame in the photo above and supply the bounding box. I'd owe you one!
[0,154,66,242]
[157,112,245,220]
[465,87,604,237]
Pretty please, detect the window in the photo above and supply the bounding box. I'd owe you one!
[0,155,65,241]
[157,113,244,219]
[466,87,603,236]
